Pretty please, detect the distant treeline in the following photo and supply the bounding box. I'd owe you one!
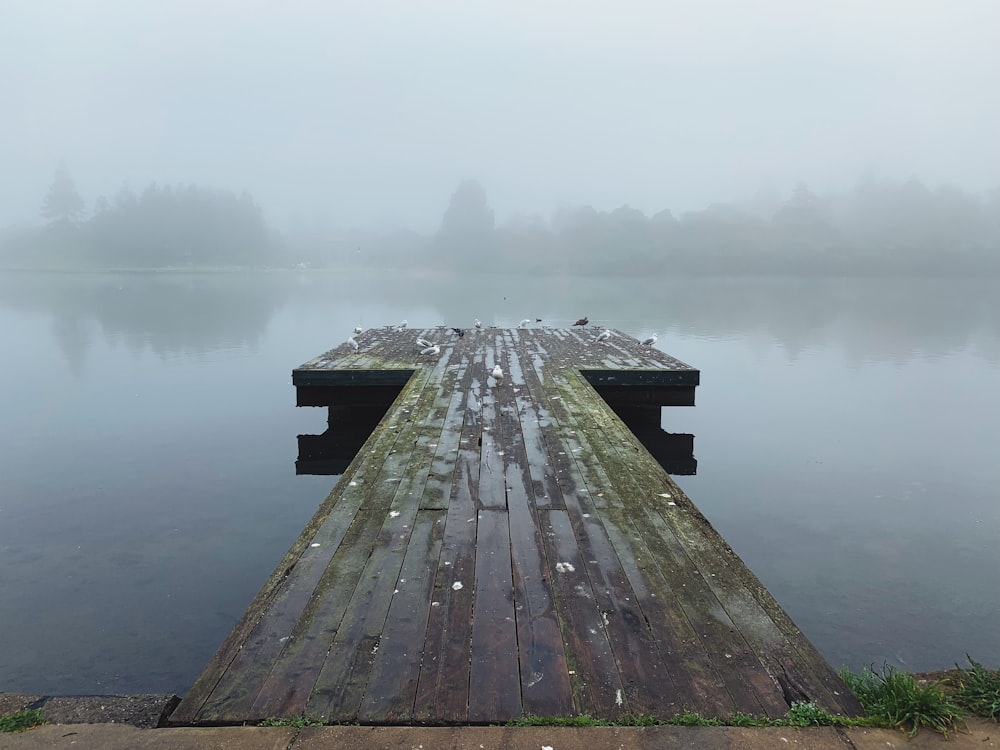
[266,178,1000,276]
[1,180,273,269]
[3,170,999,275]
[375,179,1000,276]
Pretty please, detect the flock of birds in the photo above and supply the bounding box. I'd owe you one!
[343,317,659,362]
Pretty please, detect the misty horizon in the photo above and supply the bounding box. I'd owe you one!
[3,2,999,232]
[3,168,999,276]
[4,165,1000,235]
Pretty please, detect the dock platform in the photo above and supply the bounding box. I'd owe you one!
[171,327,860,725]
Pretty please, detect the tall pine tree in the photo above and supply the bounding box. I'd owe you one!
[41,160,85,224]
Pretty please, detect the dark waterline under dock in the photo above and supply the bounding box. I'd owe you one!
[171,327,860,725]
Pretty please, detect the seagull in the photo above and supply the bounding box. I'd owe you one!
[416,337,433,348]
[354,325,363,334]
[474,319,482,329]
[518,318,531,328]
[594,328,612,342]
[396,319,408,331]
[641,332,658,346]
[347,336,359,350]
[491,363,504,385]
[421,344,441,356]
[573,316,589,327]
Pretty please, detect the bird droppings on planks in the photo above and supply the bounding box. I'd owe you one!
[170,328,861,726]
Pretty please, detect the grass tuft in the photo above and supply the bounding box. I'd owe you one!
[620,713,661,726]
[953,655,1000,719]
[784,701,844,727]
[840,663,963,737]
[258,716,324,727]
[507,714,602,727]
[508,657,997,735]
[0,708,46,733]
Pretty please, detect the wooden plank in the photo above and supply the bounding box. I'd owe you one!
[537,508,625,717]
[357,509,446,722]
[498,330,575,717]
[515,358,598,513]
[559,367,857,716]
[173,367,430,723]
[561,506,684,717]
[177,328,863,726]
[515,333,657,718]
[406,354,466,511]
[554,369,780,717]
[504,330,565,511]
[358,346,475,722]
[553,360,750,716]
[193,491,368,720]
[412,350,485,723]
[421,358,471,510]
[528,403,683,715]
[411,489,477,722]
[238,370,446,718]
[506,476,575,716]
[630,478,857,709]
[599,507,739,717]
[526,341,783,718]
[520,337,623,511]
[468,508,521,723]
[245,361,449,721]
[478,339,507,510]
[304,347,459,723]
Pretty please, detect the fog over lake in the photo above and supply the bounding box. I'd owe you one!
[4,2,999,231]
[0,270,997,695]
[2,0,998,700]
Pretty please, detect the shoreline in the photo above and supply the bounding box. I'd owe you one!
[0,669,978,729]
[1,685,997,750]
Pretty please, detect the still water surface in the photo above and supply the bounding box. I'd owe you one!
[1,270,997,695]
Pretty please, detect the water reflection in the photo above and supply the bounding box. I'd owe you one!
[1,270,998,694]
[620,419,697,476]
[2,272,999,370]
[295,392,697,477]
[296,402,397,475]
[0,271,294,368]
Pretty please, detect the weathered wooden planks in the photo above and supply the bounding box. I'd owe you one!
[172,327,861,726]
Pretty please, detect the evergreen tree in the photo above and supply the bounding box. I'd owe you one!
[434,179,496,266]
[41,160,85,224]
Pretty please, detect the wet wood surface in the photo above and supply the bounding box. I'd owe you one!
[171,327,861,726]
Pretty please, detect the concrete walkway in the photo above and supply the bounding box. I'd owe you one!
[1,721,997,750]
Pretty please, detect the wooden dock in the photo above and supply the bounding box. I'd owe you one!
[170,326,861,725]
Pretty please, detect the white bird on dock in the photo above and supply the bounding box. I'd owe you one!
[416,337,433,348]
[641,332,658,346]
[347,336,359,350]
[491,363,504,385]
[354,325,363,334]
[594,328,612,342]
[518,318,531,328]
[421,344,441,356]
[474,318,482,329]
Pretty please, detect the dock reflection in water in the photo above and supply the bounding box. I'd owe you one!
[296,396,696,477]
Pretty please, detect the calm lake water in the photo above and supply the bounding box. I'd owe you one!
[1,270,998,696]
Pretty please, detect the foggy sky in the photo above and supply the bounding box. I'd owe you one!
[3,0,999,231]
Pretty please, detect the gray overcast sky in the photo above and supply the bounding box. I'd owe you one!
[2,0,999,230]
